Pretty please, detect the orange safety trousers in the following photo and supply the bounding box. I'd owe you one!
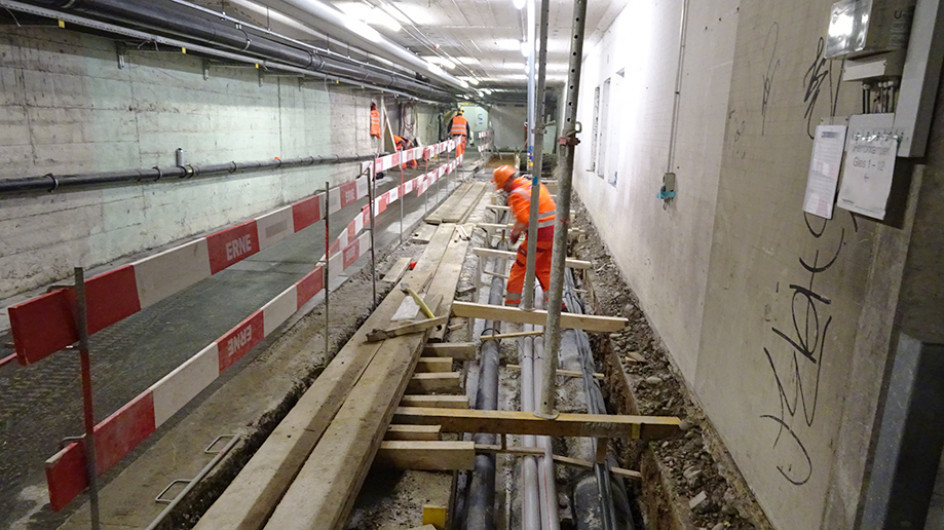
[504,228,554,306]
[455,136,466,158]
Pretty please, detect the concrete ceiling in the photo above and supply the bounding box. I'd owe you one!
[201,0,628,93]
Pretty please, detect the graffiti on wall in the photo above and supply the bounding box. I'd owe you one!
[761,23,780,135]
[802,37,842,139]
[760,211,857,485]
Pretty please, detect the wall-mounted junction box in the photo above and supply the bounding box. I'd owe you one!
[827,0,916,59]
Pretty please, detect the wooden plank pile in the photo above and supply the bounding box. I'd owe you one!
[426,181,488,225]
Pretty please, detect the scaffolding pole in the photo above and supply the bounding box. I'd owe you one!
[539,0,587,419]
[522,0,550,310]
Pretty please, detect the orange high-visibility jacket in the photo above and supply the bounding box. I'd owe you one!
[449,114,469,137]
[506,177,556,241]
[370,108,381,137]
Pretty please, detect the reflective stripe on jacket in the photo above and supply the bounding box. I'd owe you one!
[449,115,469,137]
[506,177,556,240]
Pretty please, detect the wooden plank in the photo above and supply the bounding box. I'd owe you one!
[481,330,543,341]
[385,424,442,441]
[452,302,628,333]
[424,222,472,343]
[446,181,487,223]
[505,363,604,380]
[416,357,453,372]
[407,372,463,394]
[426,182,473,224]
[485,204,510,211]
[201,226,457,530]
[263,226,460,530]
[401,395,469,409]
[472,247,591,269]
[367,316,447,342]
[393,407,681,440]
[381,257,411,284]
[412,223,436,244]
[376,441,475,471]
[423,342,476,360]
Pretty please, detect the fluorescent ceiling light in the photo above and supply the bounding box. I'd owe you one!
[422,56,456,69]
[520,40,532,57]
[453,56,481,65]
[336,2,400,32]
[459,77,480,85]
[493,38,523,51]
[513,0,527,9]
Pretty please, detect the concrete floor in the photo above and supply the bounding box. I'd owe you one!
[0,163,470,529]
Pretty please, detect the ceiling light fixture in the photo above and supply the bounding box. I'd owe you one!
[520,40,531,58]
[513,0,526,10]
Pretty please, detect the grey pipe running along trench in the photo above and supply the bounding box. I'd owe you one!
[463,273,505,530]
[0,153,376,196]
[17,0,454,100]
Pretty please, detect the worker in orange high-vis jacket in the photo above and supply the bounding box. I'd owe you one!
[492,165,556,306]
[392,135,418,169]
[447,108,470,159]
[370,102,381,138]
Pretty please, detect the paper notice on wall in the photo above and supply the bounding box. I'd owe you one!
[802,125,847,219]
[837,134,897,220]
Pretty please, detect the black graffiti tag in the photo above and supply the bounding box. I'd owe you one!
[760,213,849,486]
[802,37,841,139]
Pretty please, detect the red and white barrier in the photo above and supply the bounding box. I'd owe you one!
[43,229,375,511]
[7,173,384,366]
[16,141,462,511]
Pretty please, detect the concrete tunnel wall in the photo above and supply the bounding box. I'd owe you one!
[575,0,944,528]
[0,27,441,303]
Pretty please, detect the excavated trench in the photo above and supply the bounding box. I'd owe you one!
[146,168,773,530]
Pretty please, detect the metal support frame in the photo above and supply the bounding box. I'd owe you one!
[323,181,330,359]
[368,164,377,309]
[539,0,587,419]
[74,267,101,530]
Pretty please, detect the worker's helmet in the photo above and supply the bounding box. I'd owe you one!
[457,108,464,114]
[492,165,516,189]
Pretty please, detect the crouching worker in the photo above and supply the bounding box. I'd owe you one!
[492,165,556,306]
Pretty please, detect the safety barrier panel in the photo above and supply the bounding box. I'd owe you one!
[21,139,460,511]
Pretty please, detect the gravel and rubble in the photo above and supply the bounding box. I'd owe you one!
[568,196,773,530]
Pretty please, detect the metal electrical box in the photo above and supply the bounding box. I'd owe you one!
[827,0,916,59]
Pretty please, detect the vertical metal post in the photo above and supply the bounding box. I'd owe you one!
[539,0,587,419]
[424,155,429,215]
[74,267,100,530]
[323,182,330,359]
[522,0,550,310]
[399,154,405,244]
[368,166,377,308]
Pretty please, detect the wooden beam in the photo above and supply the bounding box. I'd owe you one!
[472,247,591,269]
[423,342,476,360]
[407,372,463,393]
[385,424,442,441]
[424,221,472,342]
[481,330,544,341]
[366,316,447,342]
[196,226,459,530]
[485,204,510,211]
[401,395,469,409]
[376,441,475,471]
[416,357,453,372]
[393,407,680,440]
[452,302,628,333]
[262,226,458,530]
[506,364,604,380]
[381,256,411,284]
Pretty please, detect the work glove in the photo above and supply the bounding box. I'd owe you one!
[510,228,521,244]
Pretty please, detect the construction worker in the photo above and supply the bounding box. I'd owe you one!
[392,135,418,169]
[369,102,381,138]
[492,165,556,306]
[447,108,470,159]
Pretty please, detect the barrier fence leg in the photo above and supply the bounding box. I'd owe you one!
[399,161,405,244]
[74,266,101,530]
[424,157,429,216]
[368,165,377,309]
[323,182,330,360]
